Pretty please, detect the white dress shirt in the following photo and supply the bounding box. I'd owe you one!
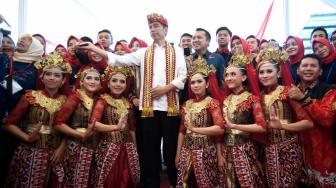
[107,43,187,111]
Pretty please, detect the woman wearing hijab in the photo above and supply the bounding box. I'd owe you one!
[312,38,336,85]
[129,37,148,52]
[33,33,47,56]
[284,36,305,84]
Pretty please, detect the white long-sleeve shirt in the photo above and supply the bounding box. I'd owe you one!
[107,43,187,111]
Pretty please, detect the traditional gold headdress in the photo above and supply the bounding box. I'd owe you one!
[35,52,72,74]
[102,66,133,82]
[147,13,168,26]
[187,58,216,77]
[256,43,289,65]
[227,54,251,70]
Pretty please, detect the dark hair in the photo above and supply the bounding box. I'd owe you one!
[180,33,192,40]
[119,39,128,43]
[257,59,280,72]
[216,27,232,37]
[80,36,93,43]
[299,54,322,67]
[246,35,260,46]
[98,29,113,39]
[196,28,211,42]
[310,27,328,39]
[330,30,336,41]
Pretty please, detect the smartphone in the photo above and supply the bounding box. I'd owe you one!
[183,48,191,56]
[78,43,89,47]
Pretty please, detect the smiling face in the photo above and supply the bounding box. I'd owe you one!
[313,42,330,58]
[190,73,207,97]
[67,38,78,55]
[82,70,101,93]
[297,57,322,83]
[114,44,126,55]
[285,37,299,57]
[258,61,280,87]
[108,73,127,96]
[1,36,15,53]
[148,22,167,41]
[41,67,64,90]
[192,31,209,52]
[224,67,246,90]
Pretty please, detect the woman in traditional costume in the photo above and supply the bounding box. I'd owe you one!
[217,36,266,188]
[175,58,224,188]
[4,52,71,187]
[54,65,101,187]
[256,44,313,188]
[90,65,140,188]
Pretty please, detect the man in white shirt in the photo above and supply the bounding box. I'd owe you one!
[78,13,186,188]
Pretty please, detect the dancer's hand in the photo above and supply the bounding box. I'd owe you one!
[26,122,43,143]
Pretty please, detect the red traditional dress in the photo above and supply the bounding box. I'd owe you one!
[219,90,265,188]
[90,94,140,188]
[5,90,66,187]
[176,96,224,188]
[54,89,97,188]
[299,82,336,187]
[262,85,311,188]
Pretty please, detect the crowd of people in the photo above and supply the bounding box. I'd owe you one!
[0,12,336,188]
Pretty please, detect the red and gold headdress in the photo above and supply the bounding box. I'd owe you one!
[74,66,101,89]
[102,66,133,82]
[102,66,134,97]
[187,58,216,77]
[256,43,293,86]
[35,52,72,73]
[225,53,261,97]
[187,58,223,103]
[147,13,168,26]
[35,52,72,95]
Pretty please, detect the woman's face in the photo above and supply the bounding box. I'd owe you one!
[42,67,64,90]
[131,41,141,52]
[190,73,207,97]
[114,44,126,55]
[82,71,101,93]
[108,73,127,96]
[224,67,245,90]
[16,36,32,53]
[90,51,103,62]
[67,39,78,55]
[313,42,330,58]
[1,36,15,53]
[258,62,279,87]
[285,38,299,56]
[231,38,243,55]
[55,47,67,58]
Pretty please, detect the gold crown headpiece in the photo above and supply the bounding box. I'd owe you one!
[187,58,216,77]
[35,52,72,74]
[74,66,100,80]
[256,43,289,64]
[227,54,251,70]
[103,66,133,82]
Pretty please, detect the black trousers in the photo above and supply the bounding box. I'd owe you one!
[141,111,180,188]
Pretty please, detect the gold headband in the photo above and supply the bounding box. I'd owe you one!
[35,52,72,74]
[103,66,133,82]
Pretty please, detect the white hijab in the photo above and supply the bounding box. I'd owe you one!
[13,33,44,63]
